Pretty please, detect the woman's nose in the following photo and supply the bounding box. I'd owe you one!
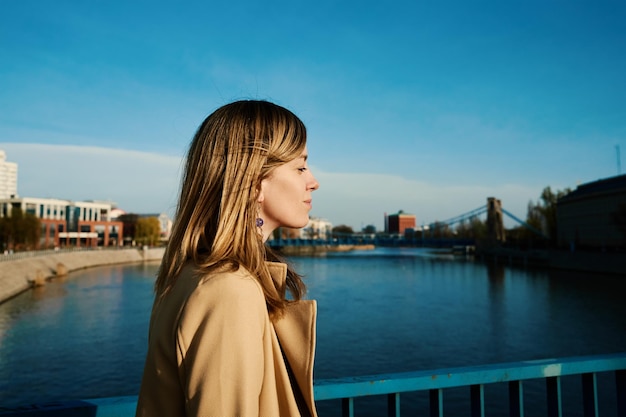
[308,172,319,191]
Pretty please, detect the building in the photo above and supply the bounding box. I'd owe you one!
[300,217,333,240]
[0,197,123,248]
[272,217,333,241]
[385,210,416,235]
[557,174,626,249]
[111,209,173,244]
[156,213,173,240]
[0,150,18,199]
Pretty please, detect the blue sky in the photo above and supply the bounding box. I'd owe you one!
[1,1,625,230]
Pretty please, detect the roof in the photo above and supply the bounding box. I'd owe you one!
[559,174,626,204]
[387,210,415,217]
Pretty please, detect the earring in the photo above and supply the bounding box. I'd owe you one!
[256,218,264,227]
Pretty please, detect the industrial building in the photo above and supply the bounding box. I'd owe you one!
[557,174,626,249]
[384,210,417,235]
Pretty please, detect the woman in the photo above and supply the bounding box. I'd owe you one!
[136,100,320,417]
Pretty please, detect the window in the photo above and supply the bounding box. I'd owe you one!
[25,203,37,216]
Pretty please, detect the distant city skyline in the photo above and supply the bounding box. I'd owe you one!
[2,1,625,230]
[0,143,616,231]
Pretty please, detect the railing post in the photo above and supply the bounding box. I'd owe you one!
[581,372,598,417]
[617,369,626,417]
[508,380,524,417]
[342,397,354,417]
[429,389,443,417]
[546,376,562,417]
[387,393,400,417]
[470,384,485,417]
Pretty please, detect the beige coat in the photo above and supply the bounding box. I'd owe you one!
[136,262,318,417]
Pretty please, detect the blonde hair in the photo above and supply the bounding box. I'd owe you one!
[155,100,307,316]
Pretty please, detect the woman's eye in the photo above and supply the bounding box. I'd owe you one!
[298,167,308,172]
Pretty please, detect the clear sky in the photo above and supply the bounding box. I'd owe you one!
[1,0,625,230]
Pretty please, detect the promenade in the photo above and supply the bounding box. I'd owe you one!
[0,247,164,304]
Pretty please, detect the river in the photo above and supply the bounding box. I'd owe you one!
[0,247,624,416]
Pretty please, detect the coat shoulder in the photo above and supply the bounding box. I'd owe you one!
[179,266,267,323]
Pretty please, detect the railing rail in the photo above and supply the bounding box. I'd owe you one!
[313,352,626,417]
[1,352,625,416]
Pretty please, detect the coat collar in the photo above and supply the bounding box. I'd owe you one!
[266,261,288,288]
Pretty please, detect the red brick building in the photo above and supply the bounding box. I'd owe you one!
[385,210,417,235]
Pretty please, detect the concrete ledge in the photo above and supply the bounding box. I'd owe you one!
[0,248,165,304]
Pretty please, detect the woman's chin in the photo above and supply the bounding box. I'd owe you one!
[284,220,310,230]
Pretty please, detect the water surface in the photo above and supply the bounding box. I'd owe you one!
[1,248,624,415]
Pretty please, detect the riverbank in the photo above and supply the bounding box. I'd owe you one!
[277,244,375,256]
[475,246,626,276]
[0,247,165,304]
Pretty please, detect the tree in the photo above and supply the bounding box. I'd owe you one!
[362,224,376,234]
[135,217,161,246]
[118,213,139,245]
[525,186,571,245]
[455,217,487,239]
[332,225,354,236]
[430,221,452,238]
[0,208,41,251]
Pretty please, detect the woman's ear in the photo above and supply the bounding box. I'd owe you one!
[257,180,265,203]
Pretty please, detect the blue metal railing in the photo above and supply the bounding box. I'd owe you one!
[1,352,625,416]
[314,352,626,417]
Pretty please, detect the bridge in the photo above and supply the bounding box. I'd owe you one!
[422,197,545,240]
[268,197,546,250]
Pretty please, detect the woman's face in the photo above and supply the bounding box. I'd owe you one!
[258,146,319,239]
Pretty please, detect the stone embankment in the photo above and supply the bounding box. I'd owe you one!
[277,244,375,256]
[0,247,165,304]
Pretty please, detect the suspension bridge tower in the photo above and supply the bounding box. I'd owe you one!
[486,197,506,243]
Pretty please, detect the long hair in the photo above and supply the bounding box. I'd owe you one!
[155,100,307,317]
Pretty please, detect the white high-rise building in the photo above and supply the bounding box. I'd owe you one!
[0,150,18,199]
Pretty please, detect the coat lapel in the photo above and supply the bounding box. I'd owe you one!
[274,300,317,417]
[267,262,318,417]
